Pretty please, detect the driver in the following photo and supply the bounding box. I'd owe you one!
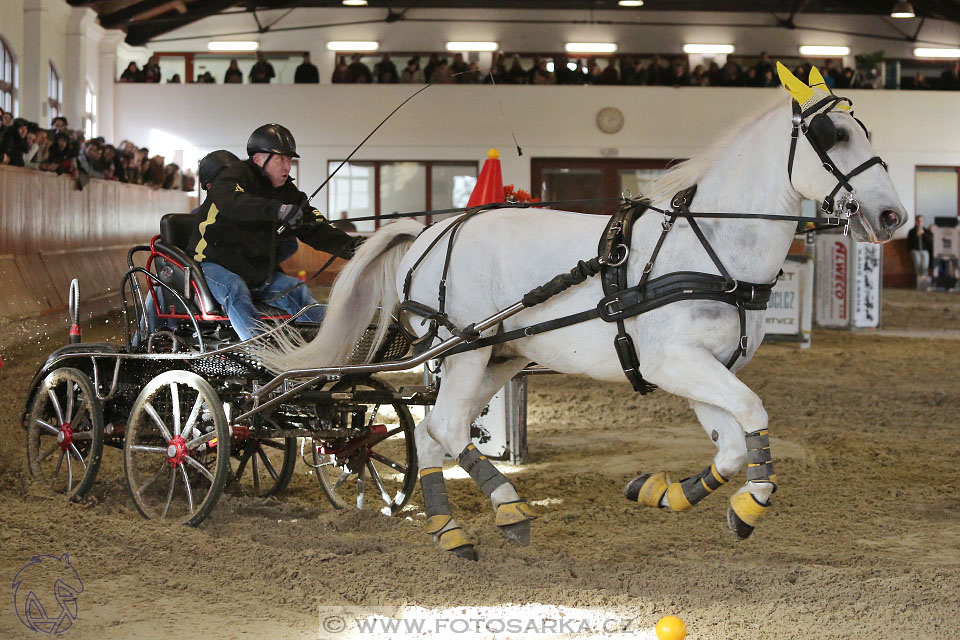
[187,123,361,341]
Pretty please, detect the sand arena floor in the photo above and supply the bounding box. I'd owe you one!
[0,288,958,639]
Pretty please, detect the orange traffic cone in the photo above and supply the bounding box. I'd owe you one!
[467,148,504,207]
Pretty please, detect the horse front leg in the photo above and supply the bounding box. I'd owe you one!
[624,348,776,539]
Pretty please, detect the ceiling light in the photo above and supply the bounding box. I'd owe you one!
[891,1,915,18]
[565,43,618,54]
[799,45,850,56]
[914,47,960,58]
[445,41,498,52]
[618,1,644,6]
[682,44,735,55]
[207,41,259,51]
[327,41,379,52]
[342,0,368,6]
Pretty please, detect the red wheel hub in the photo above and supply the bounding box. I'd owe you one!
[166,435,188,467]
[57,423,73,452]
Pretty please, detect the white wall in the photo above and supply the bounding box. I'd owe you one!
[113,83,960,238]
[0,0,25,114]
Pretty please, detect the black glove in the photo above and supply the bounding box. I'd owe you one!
[277,203,303,228]
[340,235,366,259]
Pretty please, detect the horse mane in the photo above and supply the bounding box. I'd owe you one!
[643,96,786,205]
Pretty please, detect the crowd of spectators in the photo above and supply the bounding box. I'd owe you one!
[0,110,194,191]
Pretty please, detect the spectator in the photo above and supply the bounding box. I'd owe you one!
[821,59,840,88]
[0,109,12,136]
[1,118,31,166]
[506,55,528,84]
[51,116,68,134]
[531,58,556,85]
[913,73,931,90]
[249,51,275,83]
[907,215,934,287]
[25,127,50,169]
[144,155,165,187]
[462,61,483,84]
[224,59,243,84]
[667,62,689,86]
[77,140,104,178]
[620,56,640,85]
[348,54,372,83]
[526,56,542,84]
[707,61,722,86]
[487,52,506,84]
[941,61,960,90]
[450,52,469,81]
[181,168,196,192]
[142,57,161,83]
[753,52,774,83]
[555,56,580,85]
[167,73,181,83]
[719,61,743,86]
[423,53,441,85]
[600,59,620,85]
[374,53,398,83]
[690,64,709,87]
[197,71,216,83]
[429,59,453,84]
[294,52,319,83]
[400,57,424,83]
[119,61,141,82]
[835,66,855,89]
[587,59,603,84]
[332,56,351,83]
[162,163,181,190]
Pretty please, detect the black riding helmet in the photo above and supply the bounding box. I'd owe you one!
[246,123,299,158]
[198,149,240,189]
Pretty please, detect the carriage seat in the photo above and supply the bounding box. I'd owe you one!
[153,213,223,317]
[152,213,290,321]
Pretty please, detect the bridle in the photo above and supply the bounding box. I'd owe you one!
[786,94,888,236]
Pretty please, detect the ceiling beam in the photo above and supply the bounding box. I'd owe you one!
[124,0,243,45]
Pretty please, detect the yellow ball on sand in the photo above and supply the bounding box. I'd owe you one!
[655,615,687,640]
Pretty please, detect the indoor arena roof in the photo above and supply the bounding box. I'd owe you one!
[67,1,960,46]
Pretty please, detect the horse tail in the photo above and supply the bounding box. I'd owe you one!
[257,218,424,373]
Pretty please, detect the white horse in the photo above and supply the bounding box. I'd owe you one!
[259,65,906,559]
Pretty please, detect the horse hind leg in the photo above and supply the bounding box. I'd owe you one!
[428,352,535,547]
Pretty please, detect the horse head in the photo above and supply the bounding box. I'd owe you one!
[777,62,906,243]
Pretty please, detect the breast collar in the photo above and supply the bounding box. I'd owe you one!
[786,95,887,235]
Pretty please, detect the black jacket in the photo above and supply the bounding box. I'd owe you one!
[907,225,934,254]
[188,159,354,287]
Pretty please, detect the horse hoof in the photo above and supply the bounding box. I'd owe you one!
[498,520,531,546]
[450,544,479,561]
[727,506,755,540]
[623,474,651,502]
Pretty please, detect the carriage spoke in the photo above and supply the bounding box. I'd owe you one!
[65,450,73,493]
[256,446,279,481]
[366,460,392,506]
[35,419,59,436]
[259,439,286,450]
[179,465,194,513]
[68,444,87,471]
[369,451,406,474]
[332,470,350,491]
[144,402,173,442]
[251,450,261,495]
[182,395,203,439]
[161,468,177,519]
[47,389,65,425]
[72,431,93,441]
[169,383,181,436]
[50,451,65,487]
[383,426,404,439]
[136,464,167,496]
[234,444,254,479]
[69,400,86,430]
[130,445,167,454]
[37,441,60,463]
[356,463,365,509]
[65,384,75,428]
[186,431,217,450]
[185,455,214,483]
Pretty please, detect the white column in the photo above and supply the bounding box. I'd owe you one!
[65,7,97,131]
[22,0,71,125]
[98,31,125,144]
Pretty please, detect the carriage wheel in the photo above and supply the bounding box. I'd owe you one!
[123,370,230,526]
[229,421,297,498]
[313,376,417,515]
[25,368,104,501]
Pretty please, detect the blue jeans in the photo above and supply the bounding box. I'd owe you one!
[200,262,326,341]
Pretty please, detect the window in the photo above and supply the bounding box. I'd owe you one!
[83,82,97,139]
[916,166,959,222]
[328,161,478,232]
[532,158,675,214]
[1,35,17,115]
[48,62,62,120]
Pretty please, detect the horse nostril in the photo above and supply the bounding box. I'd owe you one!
[881,210,901,229]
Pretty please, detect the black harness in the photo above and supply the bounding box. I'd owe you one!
[396,94,886,392]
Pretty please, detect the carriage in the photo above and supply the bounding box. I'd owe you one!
[22,212,423,526]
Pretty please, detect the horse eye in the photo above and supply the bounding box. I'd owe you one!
[836,127,849,143]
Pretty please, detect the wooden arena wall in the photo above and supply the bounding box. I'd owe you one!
[0,166,195,323]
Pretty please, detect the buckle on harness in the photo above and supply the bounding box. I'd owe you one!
[608,244,629,268]
[604,298,622,317]
[724,279,739,294]
[740,335,749,350]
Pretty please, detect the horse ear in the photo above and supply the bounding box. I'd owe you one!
[808,66,832,93]
[776,61,814,105]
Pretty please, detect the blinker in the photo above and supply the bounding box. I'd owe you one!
[809,113,837,151]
